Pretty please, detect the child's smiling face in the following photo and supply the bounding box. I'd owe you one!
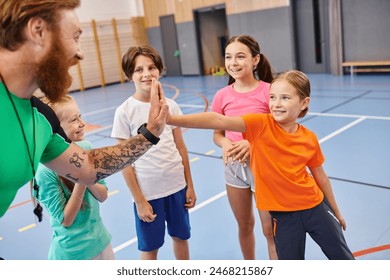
[269,80,310,130]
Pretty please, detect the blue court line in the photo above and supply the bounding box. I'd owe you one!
[317,117,366,143]
[321,91,371,113]
[329,177,389,190]
[188,151,222,159]
[303,90,372,122]
[307,112,390,121]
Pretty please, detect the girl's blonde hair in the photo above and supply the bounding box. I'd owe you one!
[271,70,311,118]
[41,94,75,121]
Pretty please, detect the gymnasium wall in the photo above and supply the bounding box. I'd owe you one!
[67,0,146,92]
[341,0,390,61]
[65,0,390,92]
[142,0,290,75]
[227,6,295,73]
[67,17,146,92]
[76,0,142,21]
[142,0,390,76]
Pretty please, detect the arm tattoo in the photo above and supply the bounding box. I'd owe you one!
[69,152,84,168]
[92,134,152,182]
[66,174,78,182]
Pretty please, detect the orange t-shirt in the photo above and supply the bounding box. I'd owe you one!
[242,114,324,211]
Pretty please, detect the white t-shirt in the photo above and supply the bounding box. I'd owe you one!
[111,96,186,201]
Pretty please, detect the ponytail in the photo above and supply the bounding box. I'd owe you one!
[255,53,274,83]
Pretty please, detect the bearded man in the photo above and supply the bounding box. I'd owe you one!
[0,0,168,219]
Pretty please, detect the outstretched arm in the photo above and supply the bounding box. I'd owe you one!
[157,80,245,133]
[168,112,245,133]
[167,112,245,132]
[45,79,168,185]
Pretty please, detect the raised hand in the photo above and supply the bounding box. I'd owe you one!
[146,78,169,137]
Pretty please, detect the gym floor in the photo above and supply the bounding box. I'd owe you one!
[1,73,389,260]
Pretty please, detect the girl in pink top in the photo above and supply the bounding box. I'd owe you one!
[211,35,277,259]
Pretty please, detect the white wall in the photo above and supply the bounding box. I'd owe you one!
[76,0,144,22]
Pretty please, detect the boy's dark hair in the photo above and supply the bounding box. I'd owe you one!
[122,44,164,80]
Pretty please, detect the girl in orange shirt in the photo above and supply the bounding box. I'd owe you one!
[164,70,354,259]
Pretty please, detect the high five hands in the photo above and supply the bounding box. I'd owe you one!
[147,78,169,137]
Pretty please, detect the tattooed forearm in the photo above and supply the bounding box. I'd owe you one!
[90,134,153,182]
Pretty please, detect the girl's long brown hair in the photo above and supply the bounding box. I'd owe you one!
[225,35,274,85]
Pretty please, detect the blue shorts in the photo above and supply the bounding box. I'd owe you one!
[134,187,191,252]
[225,160,254,191]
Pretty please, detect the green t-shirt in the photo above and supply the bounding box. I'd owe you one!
[35,141,111,260]
[0,83,70,217]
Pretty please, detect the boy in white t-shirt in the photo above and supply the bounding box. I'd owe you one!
[111,45,196,260]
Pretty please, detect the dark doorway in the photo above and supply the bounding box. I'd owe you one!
[160,15,182,76]
[292,0,330,73]
[194,5,228,75]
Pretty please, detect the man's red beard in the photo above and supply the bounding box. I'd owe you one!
[37,39,78,102]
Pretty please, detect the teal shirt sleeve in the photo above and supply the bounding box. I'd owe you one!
[34,164,66,225]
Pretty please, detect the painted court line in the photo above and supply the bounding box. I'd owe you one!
[307,112,390,121]
[18,224,36,232]
[82,106,117,117]
[190,157,200,163]
[318,117,367,144]
[188,191,227,214]
[179,104,206,108]
[108,190,119,197]
[353,244,390,257]
[113,237,138,253]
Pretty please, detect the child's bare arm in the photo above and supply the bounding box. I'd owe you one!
[310,165,347,230]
